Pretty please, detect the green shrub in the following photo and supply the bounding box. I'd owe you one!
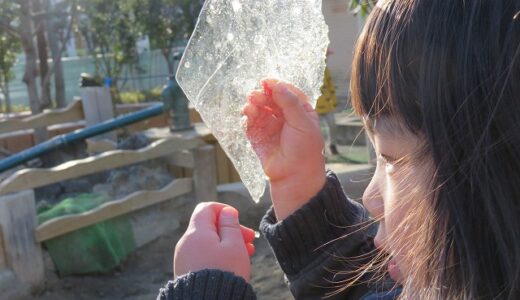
[0,104,30,113]
[120,87,163,104]
[119,91,145,104]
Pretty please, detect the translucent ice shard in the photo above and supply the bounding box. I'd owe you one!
[176,0,329,202]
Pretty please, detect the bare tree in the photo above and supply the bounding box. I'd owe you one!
[16,0,48,143]
[0,31,21,113]
[45,0,75,108]
[33,0,52,109]
[132,0,204,75]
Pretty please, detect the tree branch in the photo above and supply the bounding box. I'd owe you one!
[0,21,21,39]
[40,0,77,96]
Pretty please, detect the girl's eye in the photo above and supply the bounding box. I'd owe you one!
[378,154,396,173]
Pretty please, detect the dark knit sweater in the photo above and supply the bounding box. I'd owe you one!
[157,171,400,300]
[157,269,256,299]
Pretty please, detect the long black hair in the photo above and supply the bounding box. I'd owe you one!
[351,1,520,298]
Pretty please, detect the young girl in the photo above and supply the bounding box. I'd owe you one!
[158,1,520,299]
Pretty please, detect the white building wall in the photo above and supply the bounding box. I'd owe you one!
[322,0,363,107]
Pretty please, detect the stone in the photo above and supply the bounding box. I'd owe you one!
[92,184,113,197]
[62,178,91,194]
[176,0,329,202]
[117,133,151,150]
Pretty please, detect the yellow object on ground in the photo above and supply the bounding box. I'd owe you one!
[316,67,337,115]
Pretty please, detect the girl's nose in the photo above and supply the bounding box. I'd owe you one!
[362,174,384,218]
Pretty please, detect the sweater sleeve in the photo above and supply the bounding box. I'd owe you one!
[260,171,379,299]
[157,269,256,300]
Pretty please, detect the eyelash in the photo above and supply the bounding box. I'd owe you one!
[378,154,397,172]
[378,153,393,163]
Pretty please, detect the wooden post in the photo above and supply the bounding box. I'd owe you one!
[0,190,44,286]
[0,229,6,270]
[192,145,218,203]
[79,88,116,141]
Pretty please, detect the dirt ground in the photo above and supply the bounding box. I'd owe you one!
[21,151,370,300]
[26,229,292,300]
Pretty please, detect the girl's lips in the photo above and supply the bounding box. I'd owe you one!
[388,258,402,282]
[374,238,402,282]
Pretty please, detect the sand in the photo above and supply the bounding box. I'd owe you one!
[25,229,292,300]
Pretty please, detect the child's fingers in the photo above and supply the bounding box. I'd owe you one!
[241,102,259,119]
[246,243,256,257]
[247,90,269,107]
[271,84,310,126]
[261,79,276,97]
[218,207,244,243]
[191,202,228,230]
[261,79,313,125]
[284,84,311,106]
[240,225,256,243]
[262,79,310,106]
[303,102,314,112]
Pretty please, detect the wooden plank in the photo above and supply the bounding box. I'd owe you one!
[0,137,204,196]
[0,190,44,285]
[86,138,118,154]
[0,228,6,269]
[143,122,213,143]
[183,168,194,180]
[167,151,195,168]
[4,131,34,153]
[189,106,202,123]
[229,163,242,183]
[0,100,84,135]
[0,137,7,152]
[36,178,193,242]
[168,165,184,179]
[48,121,85,138]
[124,115,169,134]
[215,144,231,184]
[130,195,190,248]
[193,145,218,202]
[80,88,116,141]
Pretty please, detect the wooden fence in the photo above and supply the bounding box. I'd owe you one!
[0,98,241,184]
[0,134,217,288]
[0,99,171,153]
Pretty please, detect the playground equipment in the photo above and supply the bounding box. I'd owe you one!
[161,76,193,132]
[0,103,165,174]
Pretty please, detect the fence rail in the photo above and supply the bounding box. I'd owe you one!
[0,134,217,288]
[0,136,203,196]
[0,100,84,135]
[36,177,193,242]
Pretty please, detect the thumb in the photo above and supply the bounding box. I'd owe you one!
[271,83,311,127]
[218,207,243,243]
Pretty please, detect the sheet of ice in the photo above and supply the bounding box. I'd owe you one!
[176,0,329,202]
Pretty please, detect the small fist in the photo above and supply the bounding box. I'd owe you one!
[242,79,326,220]
[174,202,256,281]
[242,79,324,183]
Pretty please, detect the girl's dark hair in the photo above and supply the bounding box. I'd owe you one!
[351,0,520,299]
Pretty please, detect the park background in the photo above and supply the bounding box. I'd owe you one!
[2,0,364,113]
[0,1,378,299]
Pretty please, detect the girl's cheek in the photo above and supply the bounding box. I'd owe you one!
[374,223,387,248]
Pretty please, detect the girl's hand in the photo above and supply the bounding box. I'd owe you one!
[242,79,326,220]
[174,202,256,281]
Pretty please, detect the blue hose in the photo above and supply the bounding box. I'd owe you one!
[0,103,165,174]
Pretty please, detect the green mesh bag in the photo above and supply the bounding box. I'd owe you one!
[38,194,136,276]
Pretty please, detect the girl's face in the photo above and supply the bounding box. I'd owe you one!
[362,117,432,283]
